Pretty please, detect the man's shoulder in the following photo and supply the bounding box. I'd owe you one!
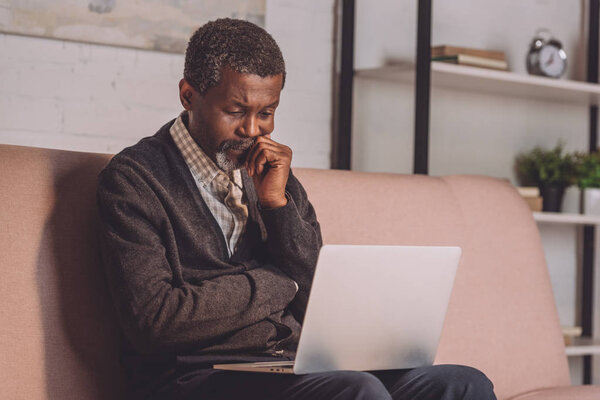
[102,119,178,177]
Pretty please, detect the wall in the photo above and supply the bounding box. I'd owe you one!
[0,33,183,154]
[0,0,335,168]
[353,0,598,384]
[265,0,334,168]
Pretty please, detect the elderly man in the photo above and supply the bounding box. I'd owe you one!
[97,18,495,400]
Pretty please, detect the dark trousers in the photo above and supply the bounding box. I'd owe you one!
[153,364,496,400]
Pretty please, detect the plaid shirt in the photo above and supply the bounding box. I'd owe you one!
[170,113,248,256]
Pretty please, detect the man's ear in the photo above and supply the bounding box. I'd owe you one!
[179,79,196,110]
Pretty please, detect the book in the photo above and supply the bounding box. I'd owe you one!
[562,325,583,346]
[431,45,505,61]
[562,325,583,337]
[517,187,540,197]
[523,196,543,212]
[432,54,508,71]
[516,187,542,211]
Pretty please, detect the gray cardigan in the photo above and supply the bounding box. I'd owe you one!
[96,120,322,393]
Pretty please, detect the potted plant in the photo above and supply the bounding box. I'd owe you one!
[574,151,600,214]
[515,143,577,212]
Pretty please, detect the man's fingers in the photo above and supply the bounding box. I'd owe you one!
[245,141,264,176]
[245,137,269,175]
[245,140,287,176]
[254,151,269,176]
[251,145,284,176]
[244,136,292,207]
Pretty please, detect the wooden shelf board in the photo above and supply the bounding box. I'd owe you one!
[533,212,600,225]
[566,337,600,356]
[355,62,600,105]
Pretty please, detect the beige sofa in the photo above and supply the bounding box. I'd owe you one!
[1,143,599,399]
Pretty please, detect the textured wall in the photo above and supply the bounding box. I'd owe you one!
[0,33,182,153]
[0,0,335,168]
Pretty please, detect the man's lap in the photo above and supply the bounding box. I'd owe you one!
[149,364,496,400]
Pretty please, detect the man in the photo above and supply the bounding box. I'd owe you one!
[97,18,496,400]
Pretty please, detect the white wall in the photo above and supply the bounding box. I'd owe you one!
[0,33,183,154]
[353,0,598,384]
[266,0,335,168]
[0,0,335,168]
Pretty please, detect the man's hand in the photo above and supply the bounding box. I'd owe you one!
[245,135,291,208]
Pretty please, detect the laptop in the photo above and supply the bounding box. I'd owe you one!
[213,244,461,374]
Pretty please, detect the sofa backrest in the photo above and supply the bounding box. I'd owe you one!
[0,145,569,400]
[0,145,120,399]
[293,168,570,400]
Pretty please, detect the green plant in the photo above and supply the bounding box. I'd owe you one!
[574,152,600,188]
[515,143,577,188]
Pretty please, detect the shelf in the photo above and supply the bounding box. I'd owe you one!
[355,62,600,105]
[533,212,600,225]
[566,337,600,356]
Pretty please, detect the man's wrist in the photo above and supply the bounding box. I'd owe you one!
[258,191,292,210]
[258,195,288,209]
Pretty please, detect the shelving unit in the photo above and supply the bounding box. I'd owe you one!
[534,212,600,225]
[335,0,600,384]
[356,63,600,105]
[532,211,600,359]
[566,337,600,357]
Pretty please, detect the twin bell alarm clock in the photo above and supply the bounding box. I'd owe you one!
[526,29,567,78]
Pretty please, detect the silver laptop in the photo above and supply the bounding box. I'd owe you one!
[213,244,461,374]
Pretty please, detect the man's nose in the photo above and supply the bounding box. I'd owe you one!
[240,116,261,138]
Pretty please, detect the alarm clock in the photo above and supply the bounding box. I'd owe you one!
[526,30,567,78]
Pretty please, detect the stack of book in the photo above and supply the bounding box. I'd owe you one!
[431,45,508,71]
[517,187,543,212]
[562,325,582,346]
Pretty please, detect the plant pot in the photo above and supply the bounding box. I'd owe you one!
[540,185,566,212]
[580,188,600,215]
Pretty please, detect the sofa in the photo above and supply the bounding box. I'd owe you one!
[1,143,599,399]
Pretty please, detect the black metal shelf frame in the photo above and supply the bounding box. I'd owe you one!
[335,0,599,384]
[583,0,599,385]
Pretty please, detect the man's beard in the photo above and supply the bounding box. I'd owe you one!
[215,137,256,173]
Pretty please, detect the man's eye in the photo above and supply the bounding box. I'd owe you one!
[259,111,273,118]
[227,110,244,116]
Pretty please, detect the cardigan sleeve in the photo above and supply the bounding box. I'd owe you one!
[259,170,323,323]
[96,163,298,355]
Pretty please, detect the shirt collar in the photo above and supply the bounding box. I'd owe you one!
[170,111,243,187]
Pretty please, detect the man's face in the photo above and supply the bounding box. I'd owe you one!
[179,67,283,172]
